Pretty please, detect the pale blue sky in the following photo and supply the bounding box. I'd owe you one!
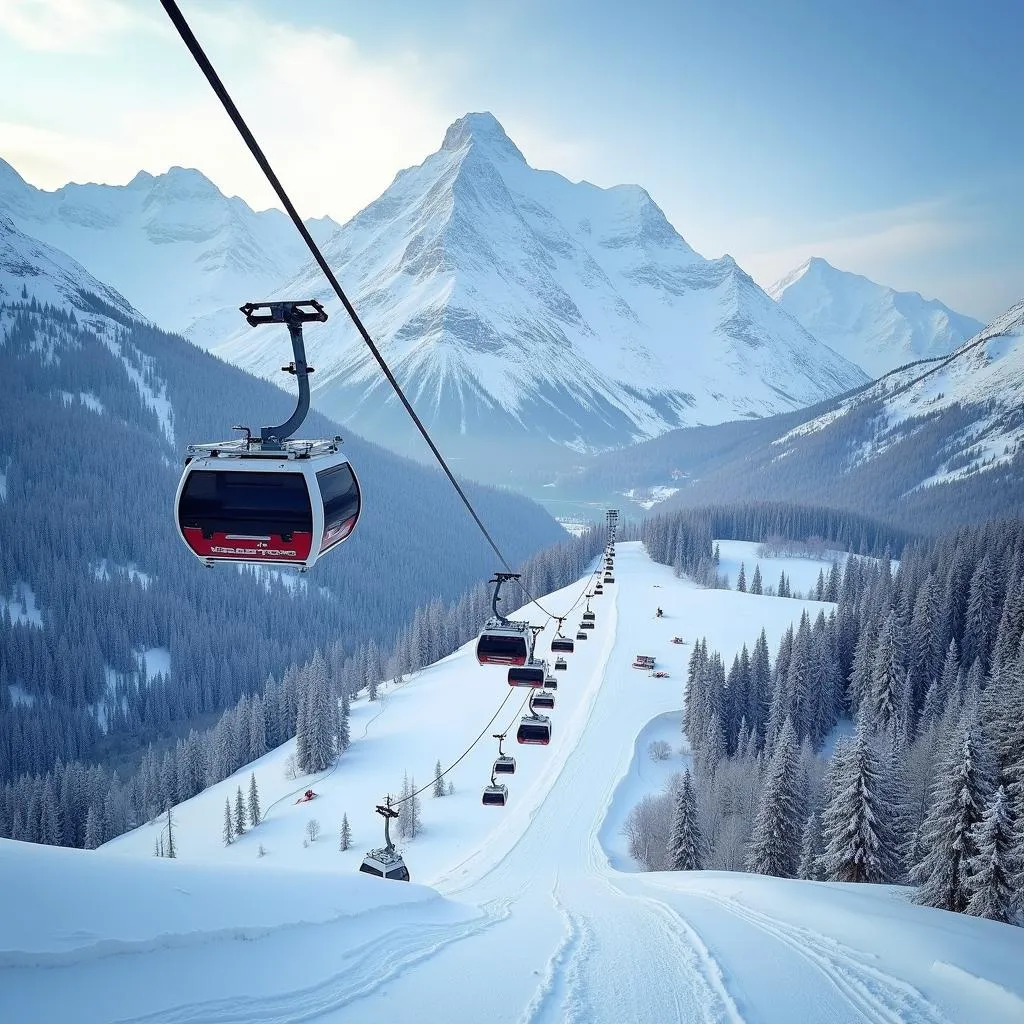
[0,0,1019,318]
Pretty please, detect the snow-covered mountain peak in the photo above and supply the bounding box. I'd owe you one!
[199,114,865,480]
[0,157,340,331]
[770,257,984,378]
[441,111,527,164]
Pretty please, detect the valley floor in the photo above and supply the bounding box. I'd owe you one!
[2,545,1023,1023]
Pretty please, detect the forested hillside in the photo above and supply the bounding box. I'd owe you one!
[0,526,605,849]
[0,285,563,785]
[634,508,1024,925]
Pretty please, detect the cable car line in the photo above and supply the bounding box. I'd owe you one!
[158,0,561,617]
[389,687,517,808]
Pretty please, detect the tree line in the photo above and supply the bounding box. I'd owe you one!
[627,516,1024,926]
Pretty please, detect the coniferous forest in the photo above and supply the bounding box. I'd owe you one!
[628,510,1024,926]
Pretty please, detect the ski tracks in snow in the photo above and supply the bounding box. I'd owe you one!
[114,898,512,1024]
[689,890,951,1024]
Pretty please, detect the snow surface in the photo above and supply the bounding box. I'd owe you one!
[4,582,42,628]
[714,538,847,595]
[139,647,171,683]
[91,561,152,589]
[6,685,35,708]
[3,544,1021,1023]
[623,484,680,509]
[770,257,983,378]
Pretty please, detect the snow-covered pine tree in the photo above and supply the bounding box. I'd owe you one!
[166,804,176,859]
[248,773,260,827]
[746,718,804,878]
[397,773,411,840]
[965,785,1018,923]
[409,777,422,838]
[667,769,704,870]
[302,670,337,774]
[339,813,352,852]
[294,685,309,772]
[83,805,102,850]
[750,564,763,596]
[817,722,900,883]
[433,760,445,798]
[338,688,351,753]
[910,726,992,912]
[737,563,747,593]
[869,609,906,739]
[222,797,233,846]
[234,786,247,836]
[797,810,822,880]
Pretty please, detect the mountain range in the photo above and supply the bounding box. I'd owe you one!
[558,296,1024,531]
[770,257,984,378]
[0,157,337,333]
[203,113,871,480]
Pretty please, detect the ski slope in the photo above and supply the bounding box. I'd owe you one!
[3,544,1022,1023]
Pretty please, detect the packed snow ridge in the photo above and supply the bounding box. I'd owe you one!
[4,544,1021,1023]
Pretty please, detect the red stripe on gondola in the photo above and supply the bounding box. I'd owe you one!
[182,527,312,561]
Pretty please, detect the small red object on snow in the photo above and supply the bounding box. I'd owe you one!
[294,789,318,804]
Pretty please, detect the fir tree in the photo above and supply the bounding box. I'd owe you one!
[338,688,351,753]
[817,723,900,883]
[668,770,704,870]
[746,718,804,878]
[797,810,822,880]
[166,803,176,859]
[965,785,1017,923]
[869,609,906,738]
[222,797,234,846]
[409,776,422,838]
[83,805,102,850]
[433,760,445,798]
[910,727,991,912]
[737,563,747,593]
[234,786,247,836]
[339,813,352,852]
[248,773,261,827]
[750,564,763,596]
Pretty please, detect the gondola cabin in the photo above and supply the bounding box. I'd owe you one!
[517,715,552,745]
[532,690,555,710]
[604,575,615,583]
[554,657,568,671]
[580,621,595,631]
[594,585,604,595]
[477,619,531,666]
[551,636,575,654]
[544,675,558,690]
[482,783,509,807]
[358,848,410,881]
[175,439,360,571]
[508,660,547,687]
[493,754,516,775]
[582,611,596,622]
[576,631,587,641]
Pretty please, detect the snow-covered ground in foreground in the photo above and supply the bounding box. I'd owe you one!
[715,538,847,594]
[2,543,1022,1023]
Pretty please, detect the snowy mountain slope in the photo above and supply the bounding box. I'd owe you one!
[202,113,867,479]
[558,298,1024,529]
[0,213,138,331]
[0,157,339,332]
[770,257,984,378]
[4,544,1022,1023]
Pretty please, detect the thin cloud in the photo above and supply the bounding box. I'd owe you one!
[0,0,155,54]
